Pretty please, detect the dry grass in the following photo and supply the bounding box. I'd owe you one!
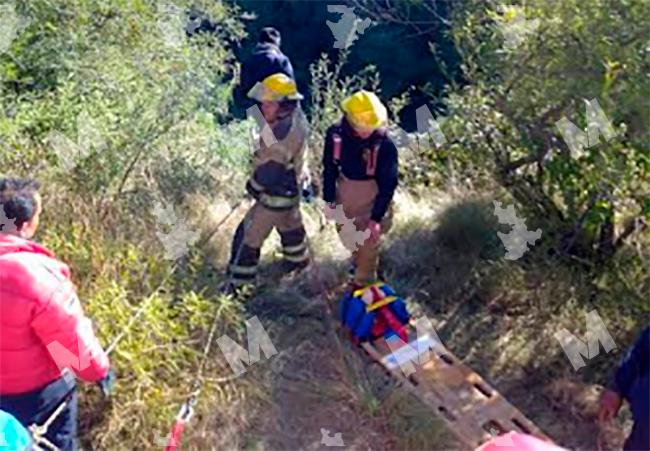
[31,171,647,450]
[376,188,648,450]
[35,180,263,450]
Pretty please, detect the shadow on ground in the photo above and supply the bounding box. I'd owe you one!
[380,196,631,450]
[200,193,633,450]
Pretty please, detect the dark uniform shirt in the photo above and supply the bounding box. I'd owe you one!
[240,43,295,98]
[611,326,650,451]
[322,118,398,223]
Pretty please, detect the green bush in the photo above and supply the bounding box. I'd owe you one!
[415,0,650,263]
[1,1,259,449]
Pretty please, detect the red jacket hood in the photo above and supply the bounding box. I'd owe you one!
[0,233,56,259]
[0,232,109,394]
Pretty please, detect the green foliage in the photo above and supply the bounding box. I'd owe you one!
[385,392,451,450]
[309,49,380,138]
[422,0,650,262]
[1,1,257,449]
[436,198,504,259]
[1,0,245,197]
[34,190,254,449]
[232,0,454,105]
[1,0,648,449]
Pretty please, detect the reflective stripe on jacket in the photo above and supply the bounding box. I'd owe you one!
[247,108,309,210]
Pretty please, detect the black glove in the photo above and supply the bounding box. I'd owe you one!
[97,369,116,398]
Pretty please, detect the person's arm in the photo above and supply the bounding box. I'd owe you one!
[599,327,650,423]
[611,327,650,399]
[322,129,339,204]
[370,139,398,223]
[282,56,295,80]
[290,110,310,183]
[31,277,110,383]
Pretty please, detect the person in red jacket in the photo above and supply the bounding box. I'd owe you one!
[0,177,113,450]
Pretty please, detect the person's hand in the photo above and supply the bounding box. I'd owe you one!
[324,202,337,221]
[301,176,313,203]
[367,220,382,244]
[97,369,116,398]
[598,389,622,424]
[300,169,312,186]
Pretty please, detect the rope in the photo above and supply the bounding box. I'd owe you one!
[163,198,347,448]
[108,198,247,355]
[199,198,245,249]
[28,199,247,449]
[28,400,67,451]
[106,267,176,355]
[163,206,253,449]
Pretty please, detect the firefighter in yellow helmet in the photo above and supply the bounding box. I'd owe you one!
[322,90,398,289]
[226,73,311,289]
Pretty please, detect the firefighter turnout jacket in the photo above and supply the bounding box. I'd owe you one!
[246,107,310,210]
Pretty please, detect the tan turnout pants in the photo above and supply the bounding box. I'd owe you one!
[243,203,305,248]
[228,202,308,286]
[336,177,393,286]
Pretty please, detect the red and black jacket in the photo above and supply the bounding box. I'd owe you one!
[322,118,399,223]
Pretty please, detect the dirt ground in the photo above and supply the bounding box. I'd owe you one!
[230,195,633,451]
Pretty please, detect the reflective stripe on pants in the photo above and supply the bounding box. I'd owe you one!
[228,218,262,286]
[228,202,308,283]
[279,226,308,263]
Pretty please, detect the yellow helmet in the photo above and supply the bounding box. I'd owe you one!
[341,90,388,131]
[247,73,304,102]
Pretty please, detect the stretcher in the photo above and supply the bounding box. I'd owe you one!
[353,321,552,449]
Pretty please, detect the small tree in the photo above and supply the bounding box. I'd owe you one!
[427,0,649,262]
